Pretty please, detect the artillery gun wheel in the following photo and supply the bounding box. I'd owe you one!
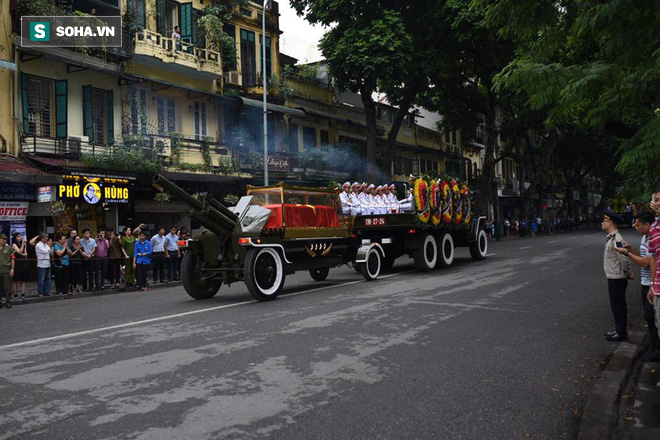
[245,247,286,301]
[361,247,381,281]
[438,232,455,268]
[309,267,330,281]
[413,233,437,272]
[181,250,222,300]
[469,229,488,261]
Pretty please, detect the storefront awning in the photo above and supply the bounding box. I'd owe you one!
[234,97,305,118]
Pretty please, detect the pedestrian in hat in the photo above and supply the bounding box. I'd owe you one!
[0,233,15,308]
[602,209,633,341]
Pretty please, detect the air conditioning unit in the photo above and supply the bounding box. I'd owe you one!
[224,71,240,86]
[67,135,89,155]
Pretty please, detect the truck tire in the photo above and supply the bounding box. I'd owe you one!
[382,255,396,272]
[244,247,286,301]
[413,233,437,272]
[361,247,381,281]
[438,232,455,268]
[469,229,488,260]
[181,250,222,300]
[309,267,330,281]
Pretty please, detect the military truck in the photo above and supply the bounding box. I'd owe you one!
[352,177,487,272]
[152,175,385,301]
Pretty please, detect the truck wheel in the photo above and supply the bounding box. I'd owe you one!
[353,263,362,273]
[382,255,396,272]
[245,247,286,301]
[413,233,437,272]
[469,229,488,260]
[181,250,222,300]
[309,267,330,281]
[361,247,381,281]
[438,232,455,268]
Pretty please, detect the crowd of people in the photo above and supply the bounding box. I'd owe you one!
[0,225,190,307]
[599,191,660,385]
[483,215,596,240]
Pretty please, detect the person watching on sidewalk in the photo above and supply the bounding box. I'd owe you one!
[68,235,83,293]
[11,232,27,299]
[150,227,167,284]
[53,232,70,296]
[107,228,127,289]
[134,231,152,291]
[80,229,97,291]
[0,233,15,308]
[165,226,180,282]
[29,233,53,297]
[602,209,633,341]
[95,229,109,290]
[645,190,660,383]
[122,224,143,287]
[614,211,660,360]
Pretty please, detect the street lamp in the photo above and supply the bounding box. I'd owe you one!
[262,0,269,185]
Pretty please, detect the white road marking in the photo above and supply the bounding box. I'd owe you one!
[487,253,496,256]
[519,246,532,250]
[0,270,413,350]
[548,240,558,243]
[569,237,577,240]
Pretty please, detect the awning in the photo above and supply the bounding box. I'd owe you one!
[295,107,337,120]
[0,156,61,184]
[234,97,305,117]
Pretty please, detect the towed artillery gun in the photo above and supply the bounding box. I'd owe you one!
[153,175,385,301]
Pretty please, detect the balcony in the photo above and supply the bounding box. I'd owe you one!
[133,30,222,79]
[21,136,113,157]
[284,74,334,106]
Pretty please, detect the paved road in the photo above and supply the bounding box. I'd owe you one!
[0,230,641,439]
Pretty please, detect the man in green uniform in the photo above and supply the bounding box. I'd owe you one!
[0,233,15,308]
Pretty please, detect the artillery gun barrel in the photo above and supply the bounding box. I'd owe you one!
[153,174,238,236]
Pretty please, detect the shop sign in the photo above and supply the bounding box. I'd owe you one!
[58,176,132,205]
[37,186,56,203]
[0,183,36,201]
[0,202,29,221]
[268,155,291,172]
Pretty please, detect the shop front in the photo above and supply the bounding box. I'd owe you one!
[55,173,134,235]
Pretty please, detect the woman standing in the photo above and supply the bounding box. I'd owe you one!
[122,224,143,287]
[53,232,70,295]
[68,235,83,293]
[108,228,127,288]
[11,232,28,299]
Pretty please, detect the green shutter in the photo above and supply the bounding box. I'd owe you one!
[266,36,272,78]
[21,73,29,135]
[137,0,146,29]
[107,89,114,145]
[179,3,193,43]
[156,0,166,35]
[55,80,67,138]
[82,85,93,140]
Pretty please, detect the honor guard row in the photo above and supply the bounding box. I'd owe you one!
[340,177,415,216]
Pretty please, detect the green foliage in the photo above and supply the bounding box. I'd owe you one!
[200,137,213,170]
[267,76,294,100]
[223,194,240,205]
[198,1,249,70]
[154,192,171,203]
[81,146,164,176]
[16,0,70,16]
[223,87,239,97]
[217,155,236,174]
[299,148,326,170]
[168,132,183,165]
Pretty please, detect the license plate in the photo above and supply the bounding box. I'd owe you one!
[364,217,386,226]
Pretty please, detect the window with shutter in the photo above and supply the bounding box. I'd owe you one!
[55,80,67,138]
[179,2,193,43]
[194,101,207,140]
[130,88,148,135]
[240,29,256,87]
[157,97,176,134]
[25,75,55,138]
[223,24,237,70]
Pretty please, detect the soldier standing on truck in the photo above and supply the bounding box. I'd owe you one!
[350,182,362,216]
[340,182,352,215]
[359,183,371,215]
[388,184,400,213]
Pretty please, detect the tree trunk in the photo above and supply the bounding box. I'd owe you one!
[479,91,501,221]
[385,84,422,179]
[361,83,378,181]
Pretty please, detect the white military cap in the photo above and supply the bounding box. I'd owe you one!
[352,182,359,187]
[367,184,375,191]
[342,181,351,188]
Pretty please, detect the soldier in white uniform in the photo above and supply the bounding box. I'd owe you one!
[367,184,378,215]
[388,184,400,213]
[349,182,362,216]
[374,186,387,214]
[358,183,371,215]
[339,181,352,215]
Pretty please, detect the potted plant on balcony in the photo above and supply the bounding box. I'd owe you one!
[154,192,171,205]
[48,200,66,217]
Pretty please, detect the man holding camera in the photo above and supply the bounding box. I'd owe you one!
[602,209,633,341]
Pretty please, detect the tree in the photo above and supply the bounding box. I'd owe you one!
[290,0,447,179]
[485,0,660,197]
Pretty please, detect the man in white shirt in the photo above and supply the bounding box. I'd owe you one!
[358,183,371,215]
[80,228,97,291]
[349,182,362,216]
[388,184,399,213]
[29,233,53,297]
[165,226,181,281]
[151,227,168,284]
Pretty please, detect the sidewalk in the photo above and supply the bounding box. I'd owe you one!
[2,278,182,306]
[578,312,660,440]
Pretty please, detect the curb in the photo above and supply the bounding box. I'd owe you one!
[577,312,648,440]
[4,281,183,306]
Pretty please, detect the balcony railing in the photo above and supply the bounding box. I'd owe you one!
[284,75,334,105]
[134,30,221,70]
[21,136,114,157]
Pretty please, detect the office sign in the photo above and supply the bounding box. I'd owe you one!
[0,202,29,221]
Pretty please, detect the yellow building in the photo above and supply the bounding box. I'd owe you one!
[0,0,15,155]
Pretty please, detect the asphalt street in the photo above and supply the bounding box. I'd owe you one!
[0,229,642,439]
